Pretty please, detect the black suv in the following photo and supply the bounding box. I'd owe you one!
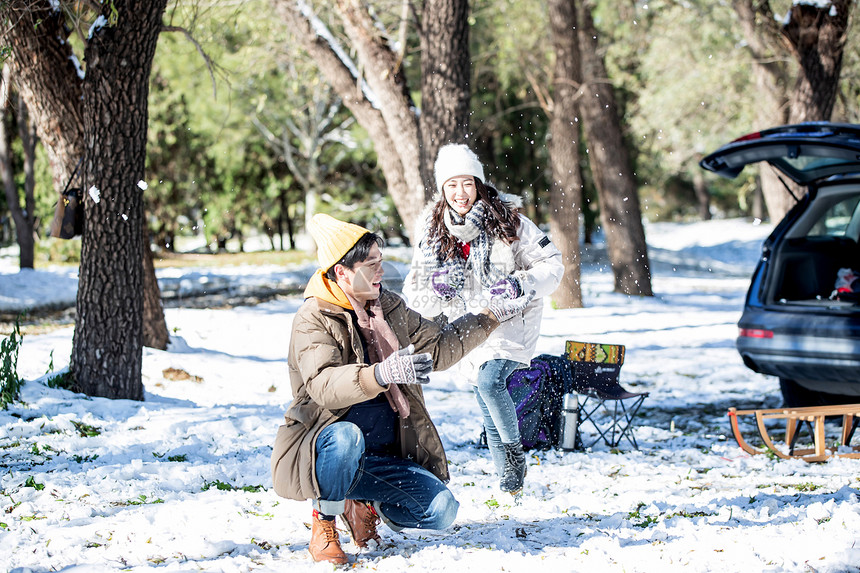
[701,122,860,406]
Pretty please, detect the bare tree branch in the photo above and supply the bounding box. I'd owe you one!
[271,0,420,234]
[161,24,220,98]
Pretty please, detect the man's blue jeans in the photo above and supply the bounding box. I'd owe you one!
[474,358,523,475]
[313,421,459,530]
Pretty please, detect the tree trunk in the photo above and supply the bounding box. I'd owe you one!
[336,0,425,227]
[0,65,37,269]
[691,154,712,221]
[731,0,792,222]
[0,75,19,256]
[16,93,37,269]
[71,0,168,400]
[143,228,169,350]
[731,0,852,223]
[282,189,295,250]
[576,2,652,297]
[780,1,850,219]
[418,0,471,194]
[546,0,583,309]
[272,1,431,239]
[3,2,84,195]
[731,0,790,116]
[784,0,852,124]
[760,164,796,221]
[275,210,285,251]
[752,174,765,221]
[6,1,169,385]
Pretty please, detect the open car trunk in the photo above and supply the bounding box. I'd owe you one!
[764,235,860,310]
[699,123,860,313]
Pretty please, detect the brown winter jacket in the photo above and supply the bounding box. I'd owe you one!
[270,289,499,501]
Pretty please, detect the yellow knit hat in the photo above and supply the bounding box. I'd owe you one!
[308,213,370,272]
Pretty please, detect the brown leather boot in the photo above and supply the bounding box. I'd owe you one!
[309,511,348,564]
[341,500,382,548]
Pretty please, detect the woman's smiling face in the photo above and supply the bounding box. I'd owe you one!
[443,176,478,216]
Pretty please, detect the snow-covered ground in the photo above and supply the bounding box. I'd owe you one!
[2,218,859,573]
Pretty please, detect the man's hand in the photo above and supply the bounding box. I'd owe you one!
[375,344,433,386]
[486,290,535,323]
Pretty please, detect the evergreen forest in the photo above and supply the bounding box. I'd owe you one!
[2,0,856,259]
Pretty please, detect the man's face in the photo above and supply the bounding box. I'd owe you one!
[335,243,384,304]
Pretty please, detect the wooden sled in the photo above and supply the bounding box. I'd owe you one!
[728,404,860,462]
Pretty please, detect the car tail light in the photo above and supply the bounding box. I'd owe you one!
[739,328,773,338]
[731,132,762,143]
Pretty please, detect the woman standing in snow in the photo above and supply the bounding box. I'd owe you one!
[403,143,564,494]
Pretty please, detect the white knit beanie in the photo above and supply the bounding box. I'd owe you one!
[434,143,485,194]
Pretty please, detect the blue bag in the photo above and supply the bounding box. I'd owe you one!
[505,355,574,450]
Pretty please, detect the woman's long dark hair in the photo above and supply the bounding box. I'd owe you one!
[427,178,521,263]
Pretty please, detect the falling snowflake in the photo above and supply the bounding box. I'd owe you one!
[137,180,148,190]
[88,186,101,204]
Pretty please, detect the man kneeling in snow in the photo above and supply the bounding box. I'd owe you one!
[270,213,534,564]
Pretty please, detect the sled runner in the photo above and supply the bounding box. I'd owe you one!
[728,404,860,462]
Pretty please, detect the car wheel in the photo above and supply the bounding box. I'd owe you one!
[779,378,856,407]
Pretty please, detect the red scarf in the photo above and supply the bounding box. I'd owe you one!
[460,241,470,259]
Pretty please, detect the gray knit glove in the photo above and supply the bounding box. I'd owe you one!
[375,344,433,386]
[487,290,535,323]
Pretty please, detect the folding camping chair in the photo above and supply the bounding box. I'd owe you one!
[565,340,649,450]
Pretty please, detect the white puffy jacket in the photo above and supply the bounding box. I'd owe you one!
[403,213,564,379]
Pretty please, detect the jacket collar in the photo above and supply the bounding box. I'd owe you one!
[315,289,397,316]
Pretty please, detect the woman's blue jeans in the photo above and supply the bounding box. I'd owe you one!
[313,421,459,530]
[474,358,523,475]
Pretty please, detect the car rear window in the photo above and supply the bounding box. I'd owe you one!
[807,195,860,238]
